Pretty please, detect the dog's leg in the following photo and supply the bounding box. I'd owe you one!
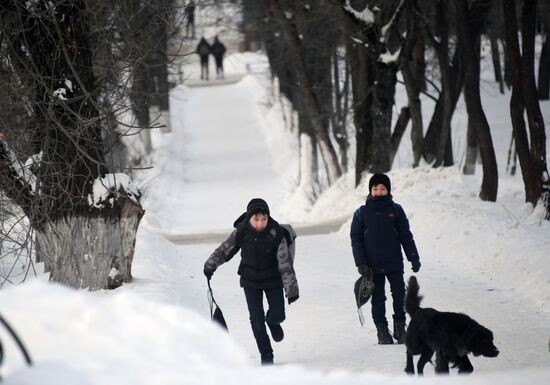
[405,351,415,375]
[417,350,433,375]
[435,351,450,374]
[455,355,474,374]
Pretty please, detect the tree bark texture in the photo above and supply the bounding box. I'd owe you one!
[520,0,550,217]
[37,198,143,290]
[331,51,350,172]
[538,23,550,100]
[402,63,424,168]
[504,0,539,204]
[489,31,505,94]
[370,62,397,173]
[347,29,374,186]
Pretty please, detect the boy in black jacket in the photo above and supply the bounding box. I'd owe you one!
[350,174,421,344]
[204,198,299,365]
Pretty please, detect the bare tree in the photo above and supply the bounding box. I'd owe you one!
[503,0,550,219]
[0,0,186,289]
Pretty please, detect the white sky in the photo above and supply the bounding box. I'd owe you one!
[1,48,550,384]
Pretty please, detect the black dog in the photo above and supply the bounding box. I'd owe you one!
[404,276,499,375]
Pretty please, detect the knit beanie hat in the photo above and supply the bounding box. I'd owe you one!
[246,198,270,217]
[368,173,391,194]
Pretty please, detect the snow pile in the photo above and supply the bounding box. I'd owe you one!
[88,173,140,208]
[0,280,250,385]
[1,279,550,384]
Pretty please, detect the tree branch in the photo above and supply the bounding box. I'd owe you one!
[0,139,36,221]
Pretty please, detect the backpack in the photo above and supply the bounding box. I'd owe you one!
[279,223,297,265]
[197,43,210,56]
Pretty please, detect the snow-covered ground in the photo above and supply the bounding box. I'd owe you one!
[1,51,550,384]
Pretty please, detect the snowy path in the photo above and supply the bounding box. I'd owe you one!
[133,230,550,373]
[134,76,550,374]
[142,79,284,234]
[155,215,349,245]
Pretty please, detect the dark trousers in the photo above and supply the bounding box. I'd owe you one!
[215,57,224,77]
[371,271,406,325]
[200,55,209,79]
[243,287,285,357]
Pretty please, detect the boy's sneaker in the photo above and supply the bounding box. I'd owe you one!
[268,323,284,342]
[261,353,274,366]
[375,323,394,345]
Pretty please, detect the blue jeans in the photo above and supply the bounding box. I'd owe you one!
[243,287,285,356]
[371,271,406,325]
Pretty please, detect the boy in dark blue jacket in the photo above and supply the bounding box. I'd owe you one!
[350,174,421,344]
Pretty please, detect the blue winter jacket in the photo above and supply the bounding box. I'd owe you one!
[350,195,419,274]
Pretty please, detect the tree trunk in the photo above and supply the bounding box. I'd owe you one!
[389,107,410,165]
[489,31,505,94]
[503,0,538,204]
[463,34,481,175]
[537,23,550,100]
[463,117,478,175]
[455,0,498,201]
[402,63,424,167]
[506,134,517,176]
[370,62,397,173]
[36,199,143,290]
[433,0,453,168]
[331,51,350,172]
[347,32,374,186]
[520,0,550,217]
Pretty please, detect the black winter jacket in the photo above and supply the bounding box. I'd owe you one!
[235,217,284,288]
[204,214,299,297]
[350,195,420,274]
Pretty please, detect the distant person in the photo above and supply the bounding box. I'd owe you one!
[203,198,299,366]
[350,173,421,345]
[196,37,211,80]
[185,0,196,39]
[211,35,226,79]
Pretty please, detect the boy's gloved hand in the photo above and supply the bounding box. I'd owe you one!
[357,264,373,280]
[288,295,299,305]
[411,260,421,273]
[203,266,215,280]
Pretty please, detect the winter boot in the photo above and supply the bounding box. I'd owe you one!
[268,323,284,342]
[375,323,394,345]
[261,353,274,366]
[393,321,406,344]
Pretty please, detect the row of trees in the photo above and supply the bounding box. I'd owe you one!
[243,0,549,218]
[0,0,190,289]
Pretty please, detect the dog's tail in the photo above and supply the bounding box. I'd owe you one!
[405,276,423,317]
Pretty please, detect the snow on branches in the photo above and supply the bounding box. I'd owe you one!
[88,173,140,208]
[343,0,375,25]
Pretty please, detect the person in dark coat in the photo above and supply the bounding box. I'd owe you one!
[204,198,299,366]
[196,37,211,80]
[185,0,196,38]
[350,173,421,345]
[210,35,226,79]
